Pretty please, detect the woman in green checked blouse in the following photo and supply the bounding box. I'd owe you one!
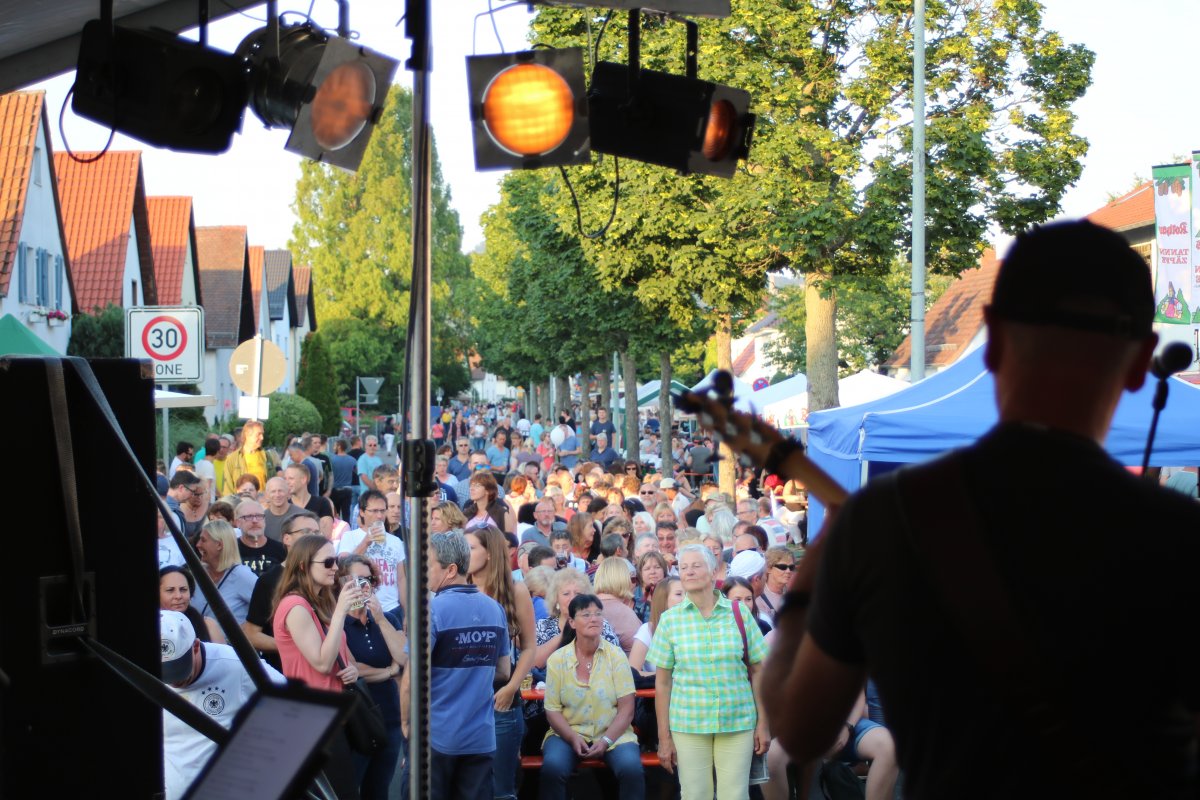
[647,543,770,800]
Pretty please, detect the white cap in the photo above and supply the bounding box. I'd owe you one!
[160,609,196,683]
[729,550,766,580]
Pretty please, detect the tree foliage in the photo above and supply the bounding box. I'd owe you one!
[296,331,340,433]
[263,392,323,448]
[527,0,1092,410]
[67,303,124,358]
[290,85,474,406]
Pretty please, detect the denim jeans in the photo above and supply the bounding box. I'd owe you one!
[351,725,403,800]
[492,703,524,800]
[540,736,645,800]
[430,749,494,800]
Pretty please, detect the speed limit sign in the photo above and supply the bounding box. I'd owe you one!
[126,306,205,384]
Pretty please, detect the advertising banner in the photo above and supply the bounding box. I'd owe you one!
[1152,163,1193,325]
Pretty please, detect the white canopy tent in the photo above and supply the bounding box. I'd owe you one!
[763,370,908,429]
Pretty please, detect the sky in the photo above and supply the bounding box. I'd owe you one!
[28,0,1200,255]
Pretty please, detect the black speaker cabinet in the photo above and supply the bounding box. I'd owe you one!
[0,357,162,798]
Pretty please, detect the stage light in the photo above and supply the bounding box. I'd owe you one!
[72,21,248,153]
[238,24,399,171]
[587,61,754,178]
[467,49,590,170]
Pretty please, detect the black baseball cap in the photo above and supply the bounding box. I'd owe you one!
[989,220,1154,339]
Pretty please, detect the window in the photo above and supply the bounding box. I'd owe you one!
[16,244,26,303]
[54,255,64,311]
[23,245,35,304]
[131,279,139,306]
[35,248,48,307]
[32,146,42,187]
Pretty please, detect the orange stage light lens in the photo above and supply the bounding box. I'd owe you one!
[482,63,575,157]
[310,61,377,151]
[702,99,736,161]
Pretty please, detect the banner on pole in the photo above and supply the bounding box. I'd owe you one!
[1152,163,1193,324]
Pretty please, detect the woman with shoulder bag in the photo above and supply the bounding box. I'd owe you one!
[272,534,364,799]
[647,544,770,800]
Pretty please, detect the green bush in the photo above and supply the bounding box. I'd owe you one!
[67,303,124,358]
[263,392,323,448]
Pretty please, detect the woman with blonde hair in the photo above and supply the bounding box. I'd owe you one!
[430,500,466,533]
[534,567,622,668]
[465,526,536,800]
[567,512,598,566]
[190,519,258,625]
[593,557,642,654]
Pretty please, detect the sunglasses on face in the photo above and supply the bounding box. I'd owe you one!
[772,563,797,571]
[312,557,338,569]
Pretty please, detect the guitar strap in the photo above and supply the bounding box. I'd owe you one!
[896,453,1127,798]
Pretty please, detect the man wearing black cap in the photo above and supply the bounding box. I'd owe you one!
[756,221,1200,798]
[160,610,284,800]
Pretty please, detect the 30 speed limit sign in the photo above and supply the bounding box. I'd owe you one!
[126,306,205,384]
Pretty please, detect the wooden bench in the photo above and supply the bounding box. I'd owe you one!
[519,688,662,770]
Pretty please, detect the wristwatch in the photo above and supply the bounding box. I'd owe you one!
[601,735,614,748]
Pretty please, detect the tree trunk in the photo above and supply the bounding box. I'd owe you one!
[579,373,592,462]
[539,380,551,423]
[805,270,840,412]
[555,375,570,422]
[621,349,639,471]
[659,351,674,479]
[599,368,613,451]
[716,313,735,498]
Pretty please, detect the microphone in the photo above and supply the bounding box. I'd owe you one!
[1151,343,1194,380]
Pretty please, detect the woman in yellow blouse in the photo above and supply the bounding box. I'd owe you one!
[541,594,644,800]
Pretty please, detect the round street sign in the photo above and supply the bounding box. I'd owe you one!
[125,306,205,384]
[229,337,287,396]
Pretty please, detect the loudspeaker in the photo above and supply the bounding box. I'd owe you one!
[0,357,161,798]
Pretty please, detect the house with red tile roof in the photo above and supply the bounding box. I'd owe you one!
[54,150,157,312]
[264,248,298,393]
[146,196,201,306]
[196,226,255,423]
[292,263,318,346]
[885,186,1159,379]
[0,90,76,353]
[248,244,268,338]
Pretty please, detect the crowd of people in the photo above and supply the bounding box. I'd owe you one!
[155,401,889,800]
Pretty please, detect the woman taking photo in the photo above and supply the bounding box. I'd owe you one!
[159,566,224,644]
[541,594,645,800]
[648,544,770,800]
[190,520,258,625]
[633,551,669,623]
[337,555,407,800]
[465,526,537,800]
[273,533,364,799]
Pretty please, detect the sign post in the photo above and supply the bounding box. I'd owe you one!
[357,377,384,436]
[229,336,287,420]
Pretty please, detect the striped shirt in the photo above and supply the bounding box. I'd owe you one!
[646,591,767,734]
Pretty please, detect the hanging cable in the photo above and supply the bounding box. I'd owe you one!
[559,157,620,240]
[59,85,115,164]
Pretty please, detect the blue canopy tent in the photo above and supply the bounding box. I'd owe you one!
[804,345,1200,534]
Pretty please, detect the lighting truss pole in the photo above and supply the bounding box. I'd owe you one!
[405,2,433,799]
[910,0,927,382]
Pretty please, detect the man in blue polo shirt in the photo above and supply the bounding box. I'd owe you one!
[426,529,510,799]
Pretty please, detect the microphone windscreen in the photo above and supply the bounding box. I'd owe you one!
[1152,342,1194,379]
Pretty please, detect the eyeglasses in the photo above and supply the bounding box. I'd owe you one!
[237,513,266,522]
[362,507,387,516]
[287,526,321,535]
[772,563,797,572]
[640,490,656,496]
[574,611,603,620]
[311,557,338,569]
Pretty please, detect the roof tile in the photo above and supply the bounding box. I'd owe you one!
[248,245,264,325]
[0,91,41,296]
[887,249,1000,370]
[263,249,295,322]
[1087,182,1154,232]
[293,265,315,329]
[146,196,195,306]
[54,150,157,311]
[195,226,248,349]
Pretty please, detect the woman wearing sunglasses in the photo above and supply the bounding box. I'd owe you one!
[337,555,407,800]
[273,533,366,798]
[758,546,795,623]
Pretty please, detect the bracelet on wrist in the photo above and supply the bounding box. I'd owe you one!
[762,437,804,477]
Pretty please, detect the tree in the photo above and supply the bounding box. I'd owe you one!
[296,331,340,433]
[765,263,954,375]
[67,303,123,358]
[290,85,475,407]
[531,1,1092,412]
[263,392,323,448]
